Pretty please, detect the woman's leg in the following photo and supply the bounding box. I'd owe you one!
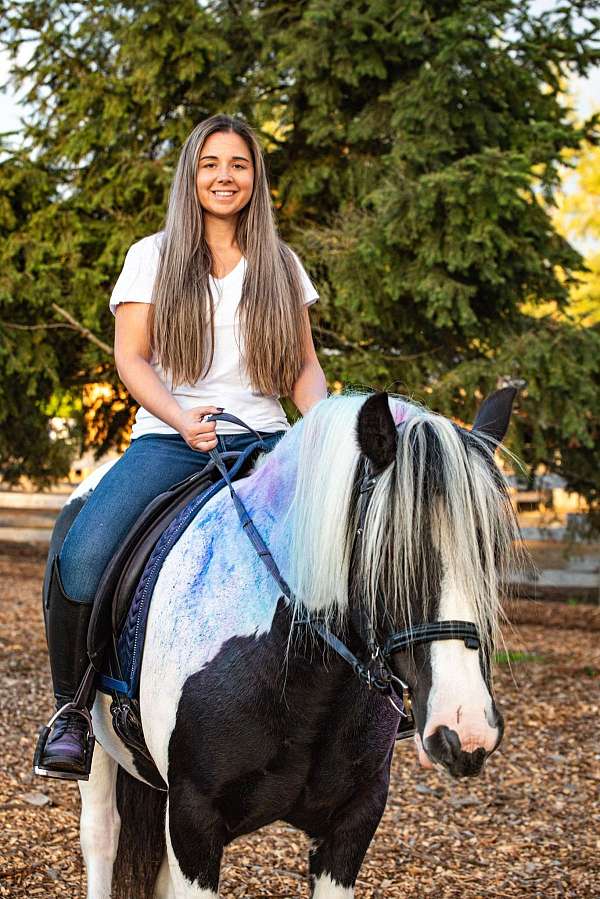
[37,435,213,780]
[60,435,215,602]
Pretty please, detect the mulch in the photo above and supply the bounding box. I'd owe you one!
[0,546,599,898]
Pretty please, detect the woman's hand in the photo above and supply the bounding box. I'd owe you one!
[176,405,222,452]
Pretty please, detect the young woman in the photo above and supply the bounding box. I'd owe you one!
[36,113,327,780]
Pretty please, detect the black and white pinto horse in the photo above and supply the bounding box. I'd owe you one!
[51,390,519,898]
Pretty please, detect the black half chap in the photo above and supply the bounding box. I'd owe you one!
[41,493,92,670]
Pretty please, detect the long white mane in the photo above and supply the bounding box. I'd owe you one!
[288,392,520,652]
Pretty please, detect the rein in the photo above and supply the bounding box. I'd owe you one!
[206,416,481,739]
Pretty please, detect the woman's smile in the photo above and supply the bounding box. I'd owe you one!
[196,131,254,215]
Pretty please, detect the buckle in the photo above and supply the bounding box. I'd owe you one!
[395,714,417,741]
[382,674,417,740]
[359,474,379,494]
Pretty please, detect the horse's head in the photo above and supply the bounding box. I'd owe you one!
[352,389,520,778]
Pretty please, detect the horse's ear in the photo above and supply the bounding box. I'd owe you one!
[356,392,398,472]
[472,387,517,446]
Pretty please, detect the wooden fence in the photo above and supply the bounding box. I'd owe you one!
[0,490,68,545]
[1,487,598,600]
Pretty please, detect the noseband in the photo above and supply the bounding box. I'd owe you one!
[208,445,481,741]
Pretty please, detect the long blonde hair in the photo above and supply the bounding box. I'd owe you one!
[150,114,307,394]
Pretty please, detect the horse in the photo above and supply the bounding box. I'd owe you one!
[44,388,520,898]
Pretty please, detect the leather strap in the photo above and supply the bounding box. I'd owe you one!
[208,447,401,696]
[383,621,480,656]
[207,448,293,599]
[205,411,265,443]
[209,443,480,704]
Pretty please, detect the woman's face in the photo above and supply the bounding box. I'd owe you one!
[196,130,254,219]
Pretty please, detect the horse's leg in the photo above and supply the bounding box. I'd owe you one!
[78,742,120,899]
[308,774,389,899]
[312,874,355,898]
[154,853,176,899]
[165,799,223,898]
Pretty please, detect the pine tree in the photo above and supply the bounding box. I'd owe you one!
[0,0,598,515]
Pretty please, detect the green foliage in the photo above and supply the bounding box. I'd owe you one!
[494,650,546,666]
[0,0,599,509]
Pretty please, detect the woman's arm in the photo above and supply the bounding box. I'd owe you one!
[289,307,328,415]
[114,303,219,451]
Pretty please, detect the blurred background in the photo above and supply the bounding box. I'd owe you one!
[1,0,599,582]
[0,3,599,895]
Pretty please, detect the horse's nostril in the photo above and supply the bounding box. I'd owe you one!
[424,727,488,777]
[461,747,487,776]
[424,725,461,765]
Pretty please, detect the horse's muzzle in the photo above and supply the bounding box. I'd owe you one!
[423,710,504,778]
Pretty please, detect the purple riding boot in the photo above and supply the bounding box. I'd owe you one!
[33,557,96,781]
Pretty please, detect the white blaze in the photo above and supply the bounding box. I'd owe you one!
[420,570,499,763]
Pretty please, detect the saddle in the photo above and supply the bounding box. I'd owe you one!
[88,451,233,670]
[88,440,266,674]
[80,418,268,788]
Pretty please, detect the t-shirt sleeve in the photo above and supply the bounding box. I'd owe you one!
[109,234,162,316]
[290,249,319,307]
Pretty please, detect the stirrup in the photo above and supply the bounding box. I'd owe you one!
[33,663,97,781]
[33,702,96,781]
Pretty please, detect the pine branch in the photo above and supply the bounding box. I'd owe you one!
[313,325,440,361]
[0,321,73,331]
[50,303,113,356]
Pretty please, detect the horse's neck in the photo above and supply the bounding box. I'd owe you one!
[234,428,302,573]
[241,436,368,668]
[246,429,301,507]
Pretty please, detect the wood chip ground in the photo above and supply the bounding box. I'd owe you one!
[0,545,598,897]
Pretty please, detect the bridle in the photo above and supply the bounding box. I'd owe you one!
[208,441,481,741]
[339,460,480,738]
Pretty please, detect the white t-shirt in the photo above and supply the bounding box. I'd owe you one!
[110,231,319,438]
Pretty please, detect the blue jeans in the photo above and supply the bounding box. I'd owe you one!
[59,431,284,604]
